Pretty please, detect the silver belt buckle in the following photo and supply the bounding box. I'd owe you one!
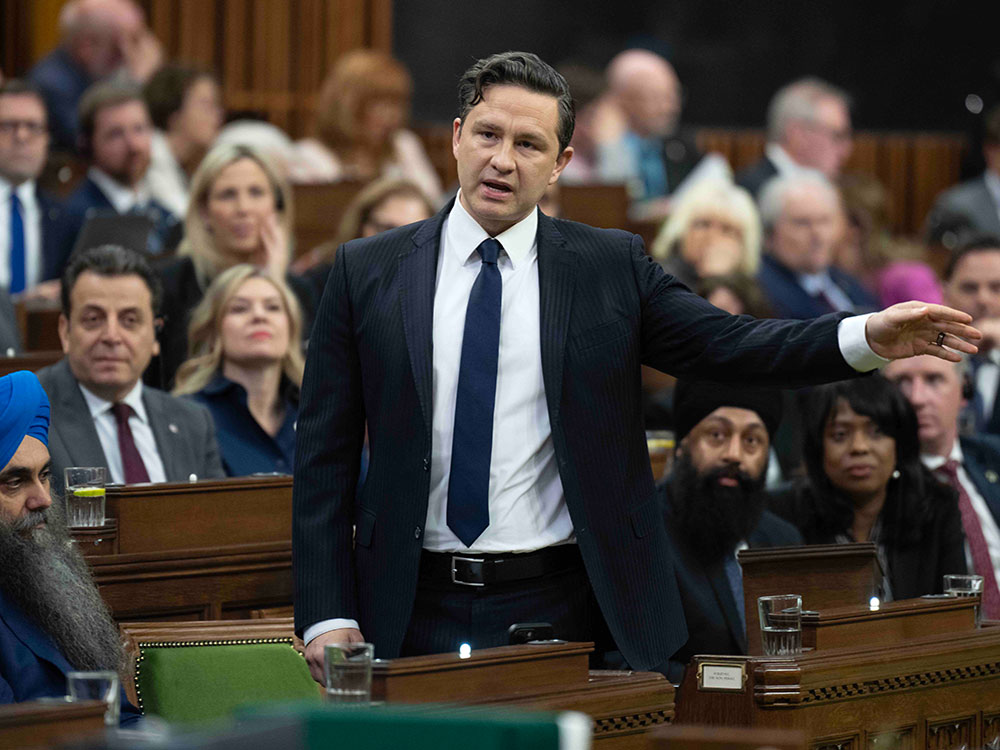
[451,555,486,587]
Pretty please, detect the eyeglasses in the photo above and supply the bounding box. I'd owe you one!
[0,120,48,138]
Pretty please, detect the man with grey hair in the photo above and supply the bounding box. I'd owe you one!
[0,370,141,724]
[27,0,162,151]
[587,48,703,215]
[737,77,853,198]
[757,172,874,318]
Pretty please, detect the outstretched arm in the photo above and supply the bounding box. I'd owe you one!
[865,301,980,361]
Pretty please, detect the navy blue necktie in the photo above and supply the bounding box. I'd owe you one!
[9,192,25,294]
[447,237,503,547]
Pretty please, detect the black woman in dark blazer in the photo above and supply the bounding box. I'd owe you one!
[769,376,967,600]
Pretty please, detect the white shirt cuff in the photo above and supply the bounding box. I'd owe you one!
[303,618,361,646]
[838,313,891,372]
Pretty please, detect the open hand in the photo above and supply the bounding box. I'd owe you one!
[304,627,365,684]
[866,301,981,361]
[260,213,290,280]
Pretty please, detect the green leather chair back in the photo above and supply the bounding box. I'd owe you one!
[134,638,321,723]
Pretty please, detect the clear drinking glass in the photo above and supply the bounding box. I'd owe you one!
[67,670,120,726]
[324,642,374,703]
[944,573,984,625]
[64,467,106,527]
[758,594,802,656]
[646,430,676,481]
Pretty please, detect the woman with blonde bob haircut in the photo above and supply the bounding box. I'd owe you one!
[294,49,442,201]
[154,142,314,389]
[650,179,762,289]
[174,264,305,477]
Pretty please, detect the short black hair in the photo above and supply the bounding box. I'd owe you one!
[143,63,214,131]
[61,245,163,318]
[457,51,575,153]
[0,79,47,118]
[943,234,1000,281]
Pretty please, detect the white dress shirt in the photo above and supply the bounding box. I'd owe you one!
[303,197,888,645]
[78,379,167,484]
[146,130,190,219]
[984,170,1000,229]
[0,178,42,290]
[765,143,826,181]
[798,270,857,313]
[923,442,1000,582]
[88,167,153,213]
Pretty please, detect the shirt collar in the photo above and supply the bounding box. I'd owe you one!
[445,191,538,270]
[88,167,151,213]
[797,270,836,295]
[0,177,36,205]
[984,170,1000,204]
[78,377,149,424]
[766,143,825,180]
[922,440,963,470]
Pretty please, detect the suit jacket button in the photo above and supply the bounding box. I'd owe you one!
[414,526,422,539]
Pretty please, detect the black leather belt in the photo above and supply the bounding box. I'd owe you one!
[420,545,582,587]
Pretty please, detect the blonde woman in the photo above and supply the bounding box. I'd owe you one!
[650,179,762,289]
[174,264,304,476]
[154,142,314,389]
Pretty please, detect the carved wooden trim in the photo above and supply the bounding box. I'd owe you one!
[982,712,1000,750]
[593,709,671,735]
[813,733,859,750]
[926,715,975,750]
[800,661,1000,704]
[866,725,915,750]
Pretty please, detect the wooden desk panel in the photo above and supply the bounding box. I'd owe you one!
[106,476,291,554]
[0,700,106,749]
[675,628,1000,750]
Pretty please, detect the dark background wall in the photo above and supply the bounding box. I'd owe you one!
[395,0,997,136]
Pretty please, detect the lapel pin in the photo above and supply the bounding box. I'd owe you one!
[169,423,179,434]
[188,473,198,482]
[987,470,999,484]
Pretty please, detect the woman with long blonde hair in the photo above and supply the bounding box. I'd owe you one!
[174,264,305,476]
[154,142,314,389]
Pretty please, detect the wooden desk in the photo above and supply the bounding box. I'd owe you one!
[15,301,60,352]
[372,643,674,749]
[291,181,365,257]
[739,543,880,655]
[0,699,106,749]
[675,627,1000,750]
[88,477,293,622]
[0,351,63,376]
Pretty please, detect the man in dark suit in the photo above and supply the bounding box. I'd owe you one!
[757,171,876,319]
[0,370,141,724]
[293,51,979,681]
[736,77,853,198]
[926,107,1000,249]
[36,244,223,496]
[0,80,73,296]
[885,354,1000,619]
[58,81,179,259]
[941,237,1000,435]
[657,379,801,682]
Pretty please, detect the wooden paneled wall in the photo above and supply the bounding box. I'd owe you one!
[5,0,391,140]
[696,128,967,236]
[142,0,392,137]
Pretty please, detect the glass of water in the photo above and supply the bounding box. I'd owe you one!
[324,642,374,703]
[67,670,120,726]
[64,467,106,527]
[758,594,802,656]
[944,573,984,625]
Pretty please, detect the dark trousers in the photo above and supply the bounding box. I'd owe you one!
[400,549,616,663]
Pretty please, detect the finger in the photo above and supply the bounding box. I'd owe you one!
[926,305,975,324]
[932,321,983,341]
[923,344,966,363]
[925,333,978,356]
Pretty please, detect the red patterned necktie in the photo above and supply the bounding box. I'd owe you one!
[111,403,151,484]
[935,459,1000,619]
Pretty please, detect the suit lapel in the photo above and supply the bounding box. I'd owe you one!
[708,564,748,652]
[51,360,108,468]
[536,213,576,421]
[143,389,179,480]
[398,206,447,436]
[0,591,75,676]
[962,438,1000,525]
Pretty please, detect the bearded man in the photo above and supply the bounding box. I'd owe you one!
[0,370,140,725]
[657,379,802,682]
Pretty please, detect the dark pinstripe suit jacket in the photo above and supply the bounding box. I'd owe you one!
[293,200,858,670]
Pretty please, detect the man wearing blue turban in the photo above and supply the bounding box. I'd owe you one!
[0,370,141,725]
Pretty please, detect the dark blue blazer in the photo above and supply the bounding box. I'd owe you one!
[59,176,180,258]
[757,253,877,320]
[961,434,1000,526]
[659,489,803,682]
[27,47,92,152]
[293,200,859,670]
[735,156,779,198]
[37,186,75,282]
[0,588,141,725]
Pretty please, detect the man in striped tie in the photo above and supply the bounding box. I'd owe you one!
[885,355,1000,619]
